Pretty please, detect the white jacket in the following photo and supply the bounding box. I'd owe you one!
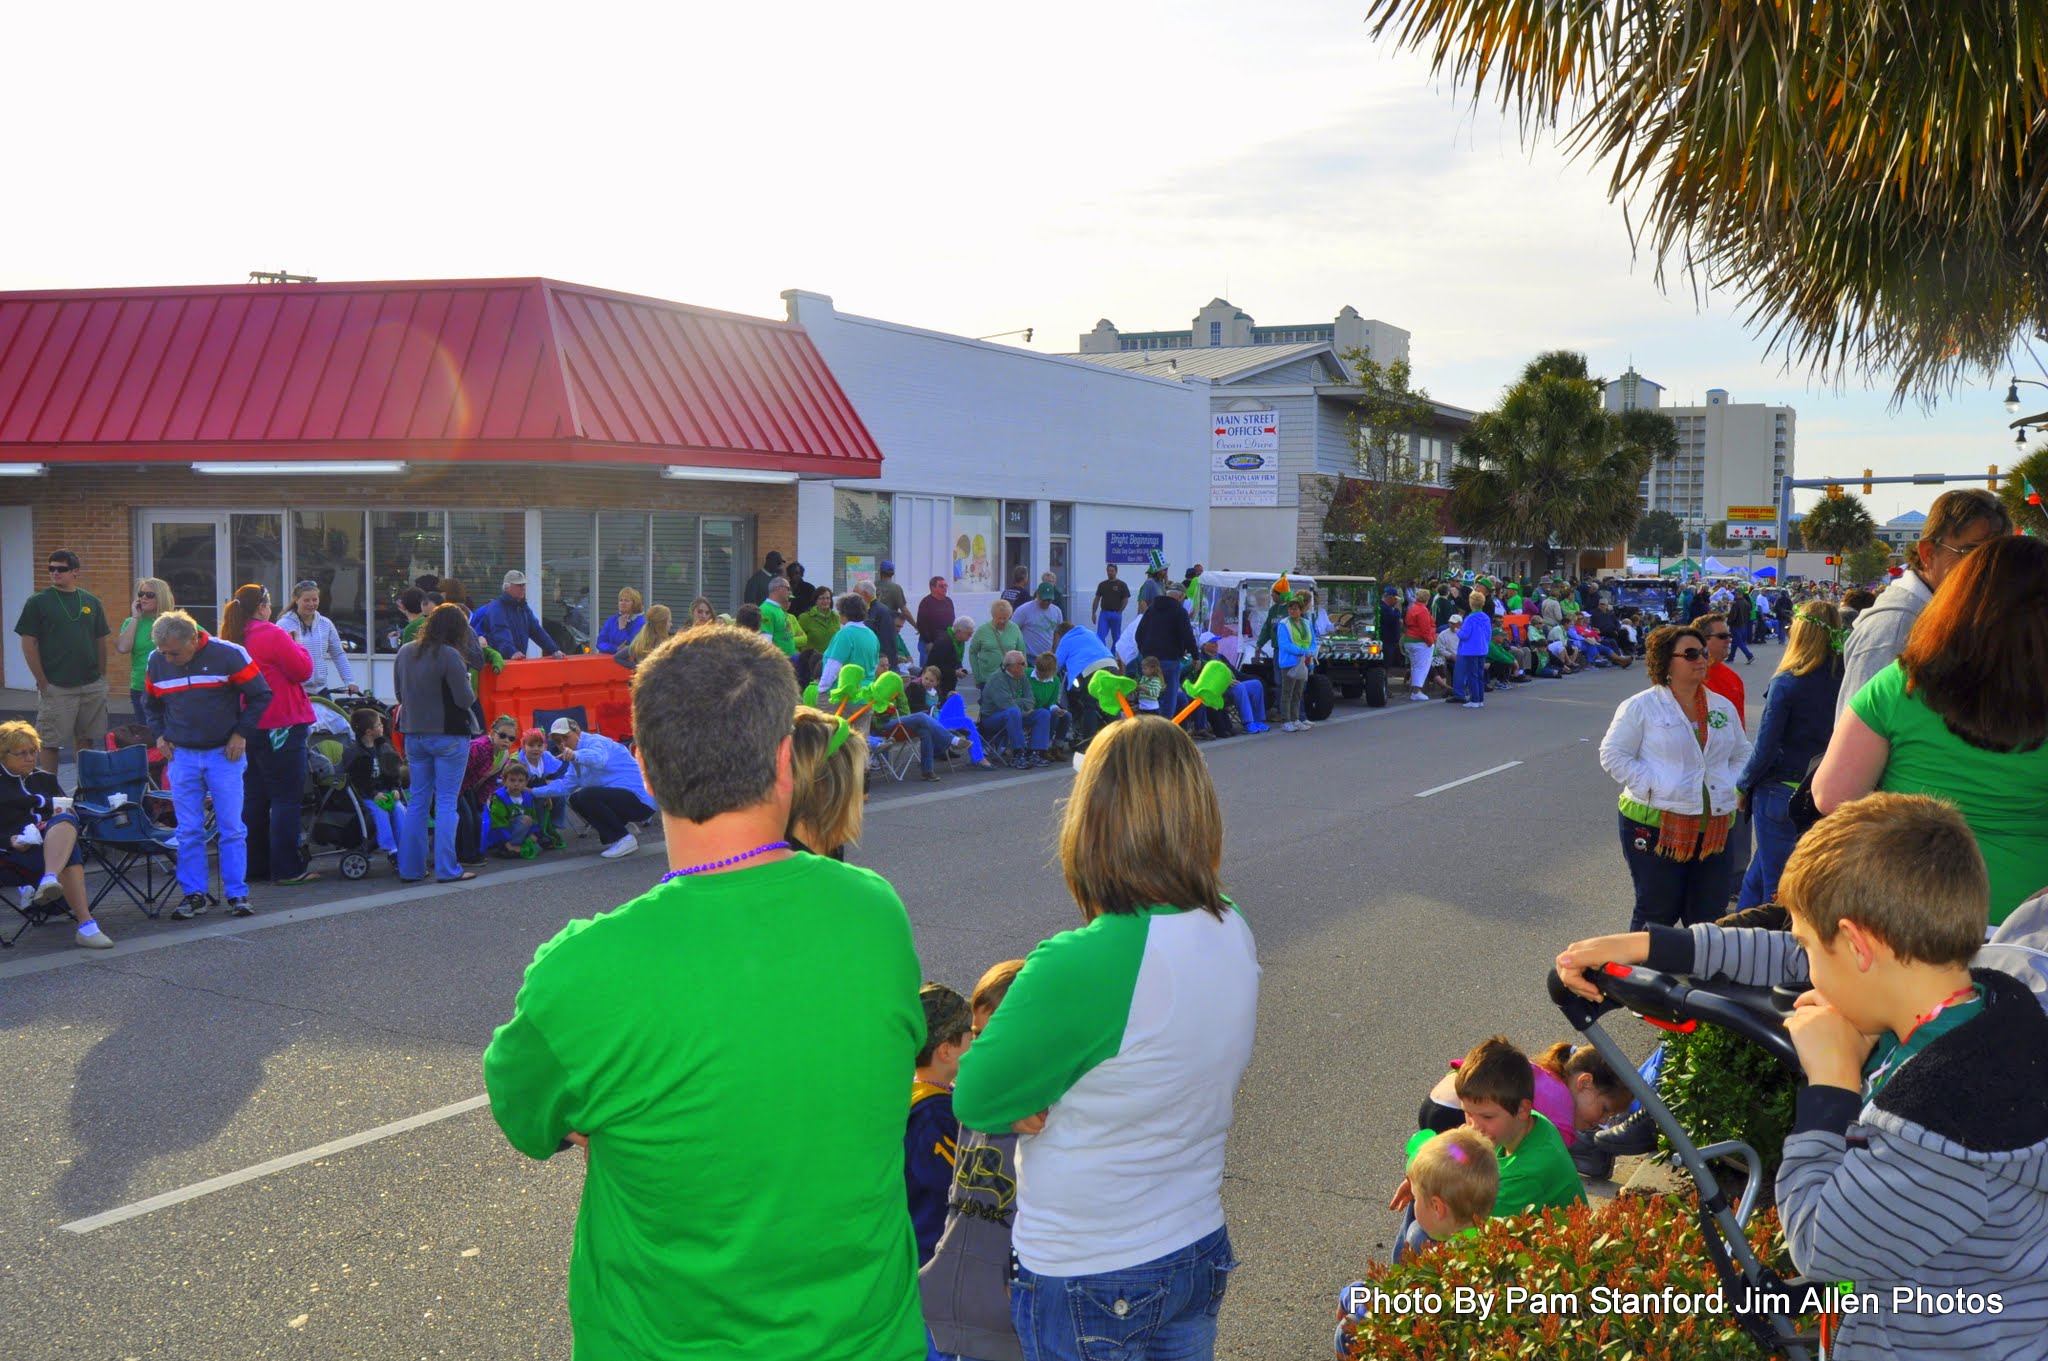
[1600,685,1752,818]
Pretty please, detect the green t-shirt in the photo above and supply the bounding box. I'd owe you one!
[760,599,797,656]
[401,615,425,644]
[1851,661,2048,924]
[14,587,110,687]
[1401,1112,1584,1225]
[824,620,880,675]
[128,613,158,691]
[482,854,925,1361]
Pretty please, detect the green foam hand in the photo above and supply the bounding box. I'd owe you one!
[1087,668,1139,717]
[828,664,868,711]
[864,670,905,715]
[802,681,820,708]
[1185,660,1234,709]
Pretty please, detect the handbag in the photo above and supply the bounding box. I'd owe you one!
[1786,755,1825,833]
[1286,661,1310,681]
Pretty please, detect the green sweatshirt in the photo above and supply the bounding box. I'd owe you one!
[482,855,925,1360]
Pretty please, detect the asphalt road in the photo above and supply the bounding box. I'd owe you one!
[0,659,1731,1360]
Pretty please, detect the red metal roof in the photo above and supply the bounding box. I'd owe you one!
[0,277,880,474]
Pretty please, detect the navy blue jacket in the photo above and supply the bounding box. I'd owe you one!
[144,634,274,750]
[470,594,560,659]
[1737,662,1843,792]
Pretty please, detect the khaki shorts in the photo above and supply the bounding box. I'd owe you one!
[36,681,109,755]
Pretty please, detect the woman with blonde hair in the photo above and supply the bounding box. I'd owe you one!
[954,717,1258,1361]
[597,586,645,655]
[1733,600,1843,908]
[784,705,864,860]
[616,604,673,671]
[2,721,113,948]
[116,576,174,717]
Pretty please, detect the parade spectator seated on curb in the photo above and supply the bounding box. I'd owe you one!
[595,586,645,655]
[1193,633,1269,736]
[15,548,111,776]
[483,623,925,1361]
[968,602,1023,690]
[470,571,564,659]
[1388,1128,1498,1262]
[1554,793,2048,1361]
[819,593,879,690]
[889,679,958,782]
[1027,653,1073,752]
[979,651,1054,770]
[1,720,113,948]
[531,718,654,861]
[144,610,271,919]
[1012,585,1063,661]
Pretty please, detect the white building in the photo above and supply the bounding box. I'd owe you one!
[1079,298,1411,367]
[1068,343,1474,572]
[1606,368,1796,530]
[785,292,1209,626]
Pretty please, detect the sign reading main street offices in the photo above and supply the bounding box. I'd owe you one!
[1212,410,1280,507]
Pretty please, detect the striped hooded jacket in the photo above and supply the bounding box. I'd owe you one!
[1646,912,2048,1359]
[143,632,273,750]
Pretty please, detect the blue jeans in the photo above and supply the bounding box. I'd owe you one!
[1097,610,1123,647]
[1156,658,1183,716]
[1729,626,1755,662]
[981,707,1053,753]
[1619,810,1734,930]
[891,712,949,773]
[399,734,468,881]
[1737,784,1800,909]
[1012,1227,1236,1361]
[243,722,308,881]
[169,744,248,898]
[1453,656,1486,704]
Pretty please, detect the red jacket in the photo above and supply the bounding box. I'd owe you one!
[241,618,315,729]
[1402,601,1437,646]
[1706,661,1747,730]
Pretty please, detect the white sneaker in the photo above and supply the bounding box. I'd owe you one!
[32,876,64,907]
[1463,702,1483,709]
[600,832,640,860]
[1408,692,1430,702]
[75,926,114,950]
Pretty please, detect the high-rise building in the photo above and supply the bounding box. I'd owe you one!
[1605,367,1795,529]
[1079,298,1410,366]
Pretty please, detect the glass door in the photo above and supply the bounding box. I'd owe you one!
[139,512,228,636]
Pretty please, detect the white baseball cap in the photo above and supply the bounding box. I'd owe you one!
[547,717,578,735]
[503,570,528,588]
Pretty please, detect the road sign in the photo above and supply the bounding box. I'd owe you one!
[1724,525,1774,540]
[1726,505,1776,522]
[1764,548,1787,559]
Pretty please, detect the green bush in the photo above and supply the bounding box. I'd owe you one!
[1654,1022,1799,1180]
[1336,1194,1800,1360]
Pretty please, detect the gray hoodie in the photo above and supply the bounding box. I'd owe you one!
[1834,571,1932,721]
[1649,904,2048,1359]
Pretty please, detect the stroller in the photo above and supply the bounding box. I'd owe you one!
[300,695,378,881]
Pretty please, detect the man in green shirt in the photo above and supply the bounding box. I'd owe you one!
[13,548,111,775]
[760,577,800,662]
[483,625,925,1361]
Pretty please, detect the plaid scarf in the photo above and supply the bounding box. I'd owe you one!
[1654,809,1731,862]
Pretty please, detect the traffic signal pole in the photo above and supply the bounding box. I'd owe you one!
[1773,469,2003,556]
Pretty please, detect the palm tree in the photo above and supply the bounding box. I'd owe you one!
[1798,496,1880,577]
[1362,1,2048,401]
[1448,351,1670,574]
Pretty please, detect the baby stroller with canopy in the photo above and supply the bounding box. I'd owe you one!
[299,694,377,881]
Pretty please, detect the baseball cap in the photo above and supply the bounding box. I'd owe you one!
[547,717,578,735]
[1198,631,1218,646]
[880,560,896,573]
[502,570,528,587]
[765,551,786,569]
[1035,583,1057,601]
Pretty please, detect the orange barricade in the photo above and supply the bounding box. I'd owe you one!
[478,655,636,742]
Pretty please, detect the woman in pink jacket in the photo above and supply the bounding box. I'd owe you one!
[222,584,317,884]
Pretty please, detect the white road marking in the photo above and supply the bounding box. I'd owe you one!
[1414,761,1524,799]
[59,1094,491,1234]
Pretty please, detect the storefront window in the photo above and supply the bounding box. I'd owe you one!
[292,511,369,653]
[598,512,647,627]
[650,512,701,615]
[833,490,891,593]
[447,511,524,609]
[230,513,284,605]
[951,496,997,594]
[540,510,594,652]
[701,518,741,612]
[1003,501,1032,591]
[371,511,445,652]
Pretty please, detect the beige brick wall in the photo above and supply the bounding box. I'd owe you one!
[4,461,797,610]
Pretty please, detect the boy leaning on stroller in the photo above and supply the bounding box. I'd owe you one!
[1558,792,2048,1360]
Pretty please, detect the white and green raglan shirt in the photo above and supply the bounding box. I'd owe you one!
[952,903,1260,1277]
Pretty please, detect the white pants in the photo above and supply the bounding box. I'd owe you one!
[1403,640,1433,689]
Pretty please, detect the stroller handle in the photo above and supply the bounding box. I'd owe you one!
[1547,964,1802,1070]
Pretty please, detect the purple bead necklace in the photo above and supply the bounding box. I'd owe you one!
[659,840,791,883]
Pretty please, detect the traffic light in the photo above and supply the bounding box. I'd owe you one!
[1824,483,1842,499]
[1825,556,1839,566]
[1862,468,1874,494]
[1990,464,2001,490]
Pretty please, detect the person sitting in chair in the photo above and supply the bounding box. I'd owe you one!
[1,720,113,948]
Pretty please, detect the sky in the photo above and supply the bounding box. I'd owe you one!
[2,0,2029,522]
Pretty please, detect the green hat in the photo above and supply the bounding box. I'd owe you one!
[1035,583,1058,601]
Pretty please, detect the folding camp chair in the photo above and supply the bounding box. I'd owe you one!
[74,746,188,919]
[2,857,77,947]
[869,725,919,783]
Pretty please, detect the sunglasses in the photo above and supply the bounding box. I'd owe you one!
[136,591,157,599]
[294,580,320,595]
[47,565,74,574]
[1705,631,1732,640]
[1672,647,1709,661]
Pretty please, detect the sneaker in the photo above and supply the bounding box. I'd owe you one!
[171,893,209,920]
[31,876,64,908]
[1408,691,1430,702]
[1463,701,1483,709]
[227,897,254,917]
[600,832,640,860]
[1027,752,1050,767]
[1593,1107,1659,1156]
[74,926,115,950]
[1008,754,1032,771]
[1569,1140,1615,1180]
[920,770,941,782]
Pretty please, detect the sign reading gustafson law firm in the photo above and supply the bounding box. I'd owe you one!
[1212,410,1281,507]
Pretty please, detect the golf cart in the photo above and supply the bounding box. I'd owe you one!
[1606,576,1675,626]
[1196,570,1387,720]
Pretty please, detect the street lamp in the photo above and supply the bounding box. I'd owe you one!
[2004,375,2048,437]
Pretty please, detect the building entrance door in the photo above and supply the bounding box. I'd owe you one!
[139,513,229,636]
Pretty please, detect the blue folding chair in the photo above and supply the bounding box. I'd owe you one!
[74,746,189,919]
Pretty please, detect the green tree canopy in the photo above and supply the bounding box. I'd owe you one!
[1633,509,1684,557]
[1319,352,1451,584]
[2000,446,2048,538]
[1364,1,2048,400]
[1844,538,1893,584]
[1797,495,1879,554]
[1448,350,1675,572]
